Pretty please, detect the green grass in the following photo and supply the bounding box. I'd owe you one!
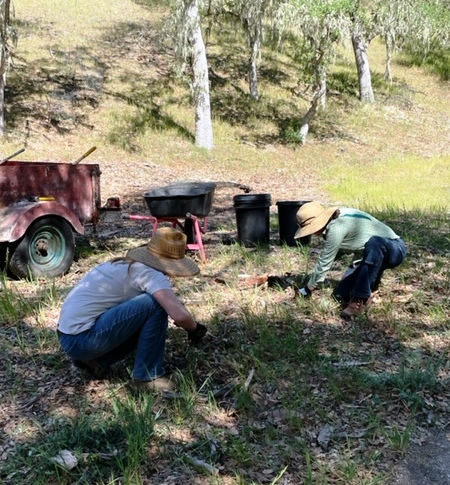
[2,218,449,483]
[325,155,450,209]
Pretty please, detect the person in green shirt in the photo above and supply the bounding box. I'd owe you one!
[295,202,407,319]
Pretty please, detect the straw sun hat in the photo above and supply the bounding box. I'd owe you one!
[127,227,200,277]
[294,202,339,239]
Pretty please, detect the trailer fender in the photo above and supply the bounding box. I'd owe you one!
[0,201,84,243]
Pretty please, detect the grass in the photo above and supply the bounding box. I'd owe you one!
[3,208,449,483]
[1,0,450,483]
[325,155,450,208]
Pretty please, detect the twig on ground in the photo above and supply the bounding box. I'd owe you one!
[185,455,219,475]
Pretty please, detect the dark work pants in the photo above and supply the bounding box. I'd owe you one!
[333,236,407,303]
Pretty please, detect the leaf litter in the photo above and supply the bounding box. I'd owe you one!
[0,168,449,484]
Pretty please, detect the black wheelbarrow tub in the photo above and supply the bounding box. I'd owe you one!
[143,182,216,218]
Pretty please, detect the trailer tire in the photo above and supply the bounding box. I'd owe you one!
[9,217,75,279]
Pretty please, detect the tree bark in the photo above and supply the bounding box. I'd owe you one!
[312,45,327,111]
[186,0,214,149]
[0,0,10,136]
[384,32,394,83]
[351,29,374,103]
[299,84,326,145]
[0,70,5,136]
[297,42,328,145]
[248,33,260,100]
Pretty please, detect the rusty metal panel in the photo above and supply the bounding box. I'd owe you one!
[0,201,86,242]
[0,161,101,225]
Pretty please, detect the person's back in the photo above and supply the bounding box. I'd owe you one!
[58,260,171,335]
[56,228,207,389]
[327,208,399,253]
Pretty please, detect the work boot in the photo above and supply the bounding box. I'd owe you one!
[131,376,175,393]
[73,359,111,380]
[340,296,373,320]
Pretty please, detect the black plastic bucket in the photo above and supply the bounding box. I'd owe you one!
[276,200,311,246]
[233,194,272,247]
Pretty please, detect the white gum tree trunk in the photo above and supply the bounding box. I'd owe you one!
[351,28,375,103]
[0,0,10,136]
[187,0,214,149]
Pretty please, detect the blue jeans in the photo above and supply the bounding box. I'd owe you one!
[58,293,168,381]
[333,236,407,303]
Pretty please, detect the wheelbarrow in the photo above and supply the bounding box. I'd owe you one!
[124,182,217,262]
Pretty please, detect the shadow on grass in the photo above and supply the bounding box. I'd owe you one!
[6,11,402,150]
[1,199,450,483]
[0,322,153,483]
[371,208,450,255]
[399,44,450,82]
[7,18,191,147]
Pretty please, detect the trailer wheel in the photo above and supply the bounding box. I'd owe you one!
[9,217,75,279]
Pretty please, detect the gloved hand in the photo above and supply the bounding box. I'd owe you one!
[187,322,207,343]
[298,286,312,298]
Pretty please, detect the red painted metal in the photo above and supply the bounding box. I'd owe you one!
[0,201,85,242]
[126,213,208,262]
[0,160,102,242]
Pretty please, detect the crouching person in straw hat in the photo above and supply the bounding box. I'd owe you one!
[294,202,407,319]
[57,227,207,391]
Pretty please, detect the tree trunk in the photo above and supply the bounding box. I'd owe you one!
[351,29,374,103]
[298,43,328,144]
[313,48,327,111]
[384,33,394,83]
[298,84,326,145]
[0,0,10,136]
[0,71,4,136]
[187,0,214,150]
[318,72,326,111]
[248,34,260,100]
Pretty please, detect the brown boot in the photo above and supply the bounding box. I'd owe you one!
[131,376,175,393]
[341,296,373,320]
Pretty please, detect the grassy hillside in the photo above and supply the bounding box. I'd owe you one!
[4,0,449,209]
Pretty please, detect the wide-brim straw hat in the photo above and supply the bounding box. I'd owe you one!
[127,227,200,277]
[294,202,339,239]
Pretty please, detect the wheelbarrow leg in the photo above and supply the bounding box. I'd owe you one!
[185,213,206,262]
[124,213,207,262]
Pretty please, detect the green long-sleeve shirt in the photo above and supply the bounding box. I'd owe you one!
[307,208,399,288]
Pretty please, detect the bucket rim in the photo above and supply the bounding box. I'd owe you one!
[233,193,271,199]
[276,200,307,206]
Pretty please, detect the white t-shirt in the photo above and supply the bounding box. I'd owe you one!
[58,261,172,335]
